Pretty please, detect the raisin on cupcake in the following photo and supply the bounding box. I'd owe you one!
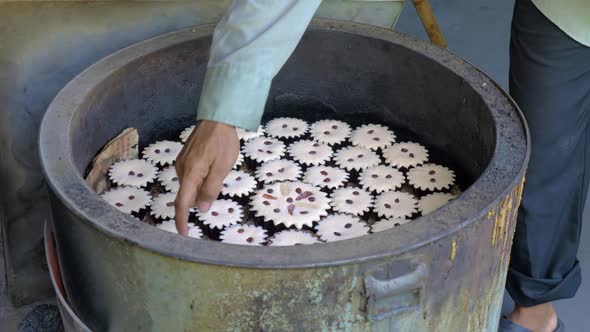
[350,124,395,151]
[309,120,351,147]
[288,140,333,168]
[101,186,152,218]
[158,166,179,193]
[303,166,349,192]
[242,136,285,168]
[265,117,309,142]
[108,159,158,188]
[250,181,330,230]
[333,146,380,180]
[220,224,267,246]
[383,142,429,169]
[330,187,374,217]
[407,163,456,192]
[359,165,405,194]
[255,159,302,184]
[315,214,369,242]
[143,140,183,167]
[196,199,244,239]
[221,170,258,204]
[150,192,177,221]
[374,191,418,219]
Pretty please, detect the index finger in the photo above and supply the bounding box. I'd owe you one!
[175,175,202,236]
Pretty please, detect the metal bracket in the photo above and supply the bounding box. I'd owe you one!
[365,259,428,321]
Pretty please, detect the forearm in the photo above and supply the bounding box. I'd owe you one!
[196,0,322,131]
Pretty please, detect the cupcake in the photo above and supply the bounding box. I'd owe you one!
[350,124,395,151]
[255,159,302,184]
[196,199,244,239]
[188,224,204,239]
[220,224,267,246]
[242,137,286,167]
[142,140,183,167]
[288,140,333,168]
[233,152,245,170]
[383,142,429,169]
[250,181,330,229]
[265,117,309,142]
[407,163,456,192]
[155,219,178,233]
[101,186,152,217]
[303,166,349,192]
[359,165,405,193]
[315,214,369,242]
[418,192,459,215]
[333,146,380,179]
[374,191,418,219]
[150,192,177,221]
[330,187,374,217]
[179,125,195,143]
[156,219,203,239]
[268,229,321,246]
[309,120,351,147]
[221,170,257,204]
[371,218,411,233]
[236,125,265,142]
[108,159,158,188]
[158,166,179,193]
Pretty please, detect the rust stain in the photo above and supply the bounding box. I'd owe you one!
[491,182,520,248]
[495,195,511,270]
[450,239,457,262]
[490,178,525,278]
[490,207,498,247]
[498,181,525,278]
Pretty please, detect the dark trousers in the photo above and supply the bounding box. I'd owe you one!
[506,0,590,307]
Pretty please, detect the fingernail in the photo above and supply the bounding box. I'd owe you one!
[175,222,188,236]
[197,201,212,212]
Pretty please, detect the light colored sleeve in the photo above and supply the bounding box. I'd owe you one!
[196,0,322,131]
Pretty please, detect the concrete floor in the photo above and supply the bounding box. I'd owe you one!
[1,1,589,331]
[396,0,590,330]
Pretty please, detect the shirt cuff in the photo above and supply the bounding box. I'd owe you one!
[196,63,272,132]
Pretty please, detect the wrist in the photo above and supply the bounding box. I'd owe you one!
[199,119,235,130]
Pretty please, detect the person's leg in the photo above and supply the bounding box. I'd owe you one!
[506,0,590,330]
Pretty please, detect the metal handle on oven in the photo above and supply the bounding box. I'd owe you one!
[365,261,428,321]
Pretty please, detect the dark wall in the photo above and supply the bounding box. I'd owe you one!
[0,1,228,305]
[397,0,514,88]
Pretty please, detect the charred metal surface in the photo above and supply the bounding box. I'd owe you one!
[39,20,529,331]
[0,0,403,305]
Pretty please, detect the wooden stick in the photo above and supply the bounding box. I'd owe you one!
[412,0,447,49]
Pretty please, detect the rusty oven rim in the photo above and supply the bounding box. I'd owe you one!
[39,20,530,269]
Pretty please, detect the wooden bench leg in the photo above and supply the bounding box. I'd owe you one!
[412,0,447,49]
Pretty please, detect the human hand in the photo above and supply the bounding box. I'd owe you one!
[174,120,239,235]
